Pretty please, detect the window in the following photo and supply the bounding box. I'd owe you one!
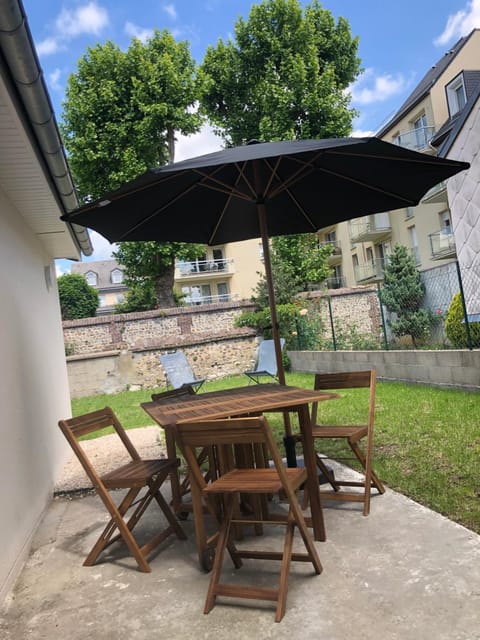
[98,294,106,307]
[440,210,452,234]
[326,230,336,243]
[446,73,467,116]
[217,283,229,301]
[366,247,374,264]
[413,113,428,149]
[352,254,359,268]
[115,293,125,303]
[405,206,414,219]
[111,268,123,284]
[85,271,97,287]
[212,247,225,270]
[409,226,420,265]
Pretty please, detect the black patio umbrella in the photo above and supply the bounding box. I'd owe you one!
[63,136,468,444]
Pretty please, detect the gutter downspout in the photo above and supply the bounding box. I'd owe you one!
[0,0,92,256]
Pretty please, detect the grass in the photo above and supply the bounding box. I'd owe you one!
[71,373,480,534]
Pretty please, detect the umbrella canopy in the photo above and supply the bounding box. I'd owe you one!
[63,136,469,393]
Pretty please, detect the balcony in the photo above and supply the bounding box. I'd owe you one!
[182,292,238,306]
[422,180,447,204]
[394,126,436,152]
[318,240,342,265]
[349,213,391,243]
[324,275,346,289]
[429,229,456,260]
[176,258,234,280]
[354,259,386,283]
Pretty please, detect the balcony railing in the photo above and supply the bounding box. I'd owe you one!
[394,126,436,151]
[349,213,391,243]
[354,258,386,283]
[422,180,447,204]
[429,229,456,260]
[324,275,346,289]
[318,240,342,264]
[176,258,234,277]
[182,293,238,306]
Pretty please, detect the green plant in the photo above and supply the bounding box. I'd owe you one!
[58,273,99,320]
[380,244,437,346]
[445,292,480,348]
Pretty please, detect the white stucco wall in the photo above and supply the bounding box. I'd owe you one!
[0,188,73,601]
[446,100,480,316]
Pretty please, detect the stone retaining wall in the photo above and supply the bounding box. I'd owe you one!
[64,301,258,398]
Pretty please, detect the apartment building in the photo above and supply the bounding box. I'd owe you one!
[72,260,128,313]
[72,238,264,312]
[174,238,264,305]
[317,29,480,308]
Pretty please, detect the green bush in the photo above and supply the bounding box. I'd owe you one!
[445,292,480,348]
[58,273,99,320]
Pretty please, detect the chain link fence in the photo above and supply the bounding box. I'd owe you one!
[295,260,480,351]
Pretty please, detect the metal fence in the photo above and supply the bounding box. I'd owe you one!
[295,260,480,351]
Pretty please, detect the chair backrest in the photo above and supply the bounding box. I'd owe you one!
[58,407,139,489]
[176,416,295,495]
[312,370,376,424]
[160,351,196,389]
[151,386,195,402]
[255,338,285,375]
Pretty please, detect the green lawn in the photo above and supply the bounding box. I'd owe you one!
[71,373,480,534]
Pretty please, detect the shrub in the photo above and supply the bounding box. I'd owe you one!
[445,292,480,348]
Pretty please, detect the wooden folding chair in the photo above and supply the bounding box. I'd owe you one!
[306,370,385,516]
[58,407,186,572]
[151,386,215,516]
[176,416,322,622]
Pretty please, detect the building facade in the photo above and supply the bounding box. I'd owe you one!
[74,239,265,312]
[317,29,480,312]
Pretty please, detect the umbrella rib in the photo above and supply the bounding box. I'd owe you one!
[207,162,254,245]
[192,164,256,202]
[264,152,323,200]
[115,165,254,241]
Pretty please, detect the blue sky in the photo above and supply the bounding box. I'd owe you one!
[21,0,480,268]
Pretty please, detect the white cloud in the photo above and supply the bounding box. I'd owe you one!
[162,4,178,20]
[56,2,109,37]
[351,128,376,138]
[37,37,61,56]
[37,2,109,58]
[174,124,224,162]
[48,68,62,92]
[124,21,154,43]
[349,68,408,105]
[86,231,117,261]
[435,0,480,46]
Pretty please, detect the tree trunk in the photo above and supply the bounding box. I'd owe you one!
[155,258,176,308]
[167,125,175,163]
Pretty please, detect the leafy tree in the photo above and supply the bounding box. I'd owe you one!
[380,244,436,347]
[114,281,157,314]
[58,273,99,320]
[113,241,202,309]
[251,235,333,308]
[199,0,361,145]
[61,30,204,308]
[272,234,333,291]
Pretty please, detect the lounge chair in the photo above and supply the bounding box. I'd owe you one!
[160,350,205,392]
[244,338,285,383]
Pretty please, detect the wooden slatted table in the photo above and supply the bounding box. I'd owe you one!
[141,384,337,560]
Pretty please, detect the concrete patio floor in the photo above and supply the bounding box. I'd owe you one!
[1,482,479,640]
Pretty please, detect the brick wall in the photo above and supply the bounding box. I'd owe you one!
[64,301,258,397]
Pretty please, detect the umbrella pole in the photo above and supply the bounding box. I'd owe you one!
[258,205,297,467]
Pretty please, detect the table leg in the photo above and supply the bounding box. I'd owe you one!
[164,427,182,513]
[297,404,326,542]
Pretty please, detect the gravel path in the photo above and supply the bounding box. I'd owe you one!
[54,426,167,494]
